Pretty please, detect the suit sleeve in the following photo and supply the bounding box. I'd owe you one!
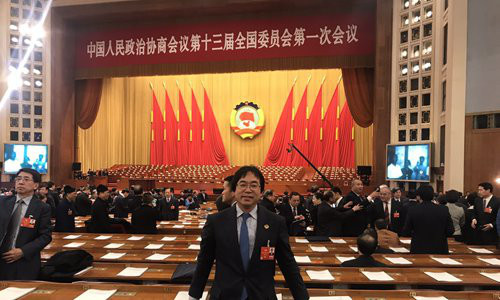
[21,202,52,259]
[275,216,309,300]
[95,203,112,233]
[402,209,413,237]
[189,214,216,299]
[445,209,454,237]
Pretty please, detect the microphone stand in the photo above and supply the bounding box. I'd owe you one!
[288,143,335,190]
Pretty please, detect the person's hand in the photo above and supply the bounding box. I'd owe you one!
[481,223,493,231]
[471,219,477,229]
[2,248,23,263]
[343,201,353,209]
[352,204,363,212]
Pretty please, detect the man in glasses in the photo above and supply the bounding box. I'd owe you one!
[0,168,52,280]
[189,166,308,300]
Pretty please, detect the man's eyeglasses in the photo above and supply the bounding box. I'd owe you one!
[15,176,33,182]
[236,182,260,191]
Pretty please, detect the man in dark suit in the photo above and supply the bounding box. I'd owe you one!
[47,181,60,207]
[215,175,234,212]
[128,185,144,213]
[338,179,374,237]
[37,183,56,218]
[89,185,114,233]
[158,188,179,220]
[403,185,454,254]
[189,166,308,300]
[316,188,362,237]
[341,231,386,267]
[0,168,52,280]
[471,182,499,245]
[370,187,405,235]
[197,189,208,204]
[278,192,310,236]
[75,187,92,216]
[131,193,159,234]
[54,185,78,232]
[260,189,277,213]
[112,189,130,218]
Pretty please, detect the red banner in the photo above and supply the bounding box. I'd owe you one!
[76,12,375,68]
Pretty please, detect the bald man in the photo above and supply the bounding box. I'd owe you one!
[370,186,405,235]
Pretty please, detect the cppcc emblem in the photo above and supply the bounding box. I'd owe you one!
[230,101,265,139]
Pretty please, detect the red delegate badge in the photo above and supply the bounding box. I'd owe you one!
[260,240,275,261]
[21,216,36,228]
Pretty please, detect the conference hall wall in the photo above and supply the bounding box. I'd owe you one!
[77,68,373,170]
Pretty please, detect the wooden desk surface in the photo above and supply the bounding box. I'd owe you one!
[1,282,500,300]
[72,262,500,287]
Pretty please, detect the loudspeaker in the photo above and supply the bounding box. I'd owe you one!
[72,162,82,171]
[357,166,372,176]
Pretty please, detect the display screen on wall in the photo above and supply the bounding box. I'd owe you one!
[386,143,431,182]
[3,143,48,174]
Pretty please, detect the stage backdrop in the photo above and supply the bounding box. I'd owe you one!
[77,68,372,170]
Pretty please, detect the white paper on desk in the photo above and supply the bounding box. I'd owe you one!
[189,244,201,250]
[145,243,164,250]
[310,297,352,300]
[0,287,35,300]
[424,272,462,282]
[100,252,126,260]
[306,269,335,281]
[478,257,500,266]
[276,294,282,300]
[74,289,117,300]
[197,237,202,241]
[310,246,328,252]
[63,234,82,240]
[384,257,412,265]
[390,247,410,253]
[336,256,355,263]
[469,247,493,254]
[413,296,448,300]
[431,257,462,265]
[160,221,169,225]
[117,267,148,277]
[349,246,358,252]
[399,239,411,244]
[75,266,93,276]
[362,271,394,281]
[173,225,184,228]
[198,225,204,228]
[161,236,177,241]
[295,238,309,243]
[480,272,500,283]
[179,210,190,213]
[146,253,171,261]
[182,222,192,225]
[127,236,144,241]
[174,291,208,300]
[94,235,112,240]
[295,256,312,263]
[330,238,346,244]
[64,242,85,248]
[104,243,124,249]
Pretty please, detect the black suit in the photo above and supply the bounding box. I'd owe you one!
[472,196,499,245]
[370,198,405,235]
[189,205,308,300]
[338,191,372,237]
[131,204,159,234]
[278,204,310,236]
[0,195,52,280]
[403,201,454,254]
[89,197,113,233]
[260,198,276,213]
[215,195,231,212]
[316,201,354,237]
[113,195,130,218]
[157,196,179,221]
[54,198,76,232]
[341,255,387,267]
[75,193,92,216]
[128,195,142,212]
[197,192,208,204]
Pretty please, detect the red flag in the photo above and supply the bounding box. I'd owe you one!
[177,90,190,165]
[163,86,177,165]
[150,89,164,165]
[202,88,229,165]
[190,89,203,165]
[322,83,340,166]
[290,84,308,166]
[264,85,294,166]
[308,83,323,166]
[338,103,355,168]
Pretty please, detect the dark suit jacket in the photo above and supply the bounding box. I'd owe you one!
[278,204,310,236]
[215,195,231,212]
[158,196,180,220]
[113,195,130,218]
[189,204,308,300]
[128,195,143,212]
[338,191,372,237]
[54,198,76,232]
[316,201,353,237]
[197,192,208,204]
[131,205,159,234]
[370,198,405,235]
[341,255,387,267]
[403,201,454,254]
[260,198,276,213]
[89,198,113,233]
[0,195,52,280]
[472,196,499,245]
[75,193,92,216]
